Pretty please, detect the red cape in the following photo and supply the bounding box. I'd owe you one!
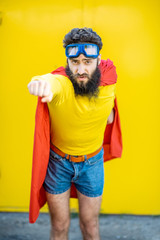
[29,59,123,223]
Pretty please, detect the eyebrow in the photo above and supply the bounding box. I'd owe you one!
[83,58,92,60]
[71,58,92,61]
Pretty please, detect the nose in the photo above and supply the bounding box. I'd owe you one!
[77,64,85,75]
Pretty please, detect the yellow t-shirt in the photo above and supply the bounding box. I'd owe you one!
[32,73,116,155]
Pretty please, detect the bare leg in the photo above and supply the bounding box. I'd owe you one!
[46,189,71,240]
[77,190,102,240]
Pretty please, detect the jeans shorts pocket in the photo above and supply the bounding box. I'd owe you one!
[87,148,104,166]
[50,149,63,162]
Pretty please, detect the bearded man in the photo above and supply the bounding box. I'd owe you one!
[27,27,122,240]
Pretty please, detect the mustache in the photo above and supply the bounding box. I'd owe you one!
[74,73,89,78]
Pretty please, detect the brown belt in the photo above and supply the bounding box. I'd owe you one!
[50,143,102,163]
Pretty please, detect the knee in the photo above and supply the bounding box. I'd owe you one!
[51,218,70,234]
[80,217,99,234]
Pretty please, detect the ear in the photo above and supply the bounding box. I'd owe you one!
[97,54,101,65]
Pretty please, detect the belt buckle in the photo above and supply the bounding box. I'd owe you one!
[70,155,85,162]
[67,155,75,162]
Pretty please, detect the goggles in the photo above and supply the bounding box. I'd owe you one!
[65,43,99,58]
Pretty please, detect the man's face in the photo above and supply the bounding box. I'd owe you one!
[65,54,101,98]
[67,54,101,87]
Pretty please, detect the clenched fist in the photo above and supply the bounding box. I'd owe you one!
[27,76,53,103]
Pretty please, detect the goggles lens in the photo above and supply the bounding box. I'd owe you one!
[66,43,99,58]
[67,46,79,56]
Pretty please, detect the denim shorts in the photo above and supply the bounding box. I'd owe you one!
[43,147,104,197]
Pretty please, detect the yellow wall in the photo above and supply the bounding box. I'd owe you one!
[0,0,160,214]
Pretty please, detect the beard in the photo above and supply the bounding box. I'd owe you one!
[65,64,101,99]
